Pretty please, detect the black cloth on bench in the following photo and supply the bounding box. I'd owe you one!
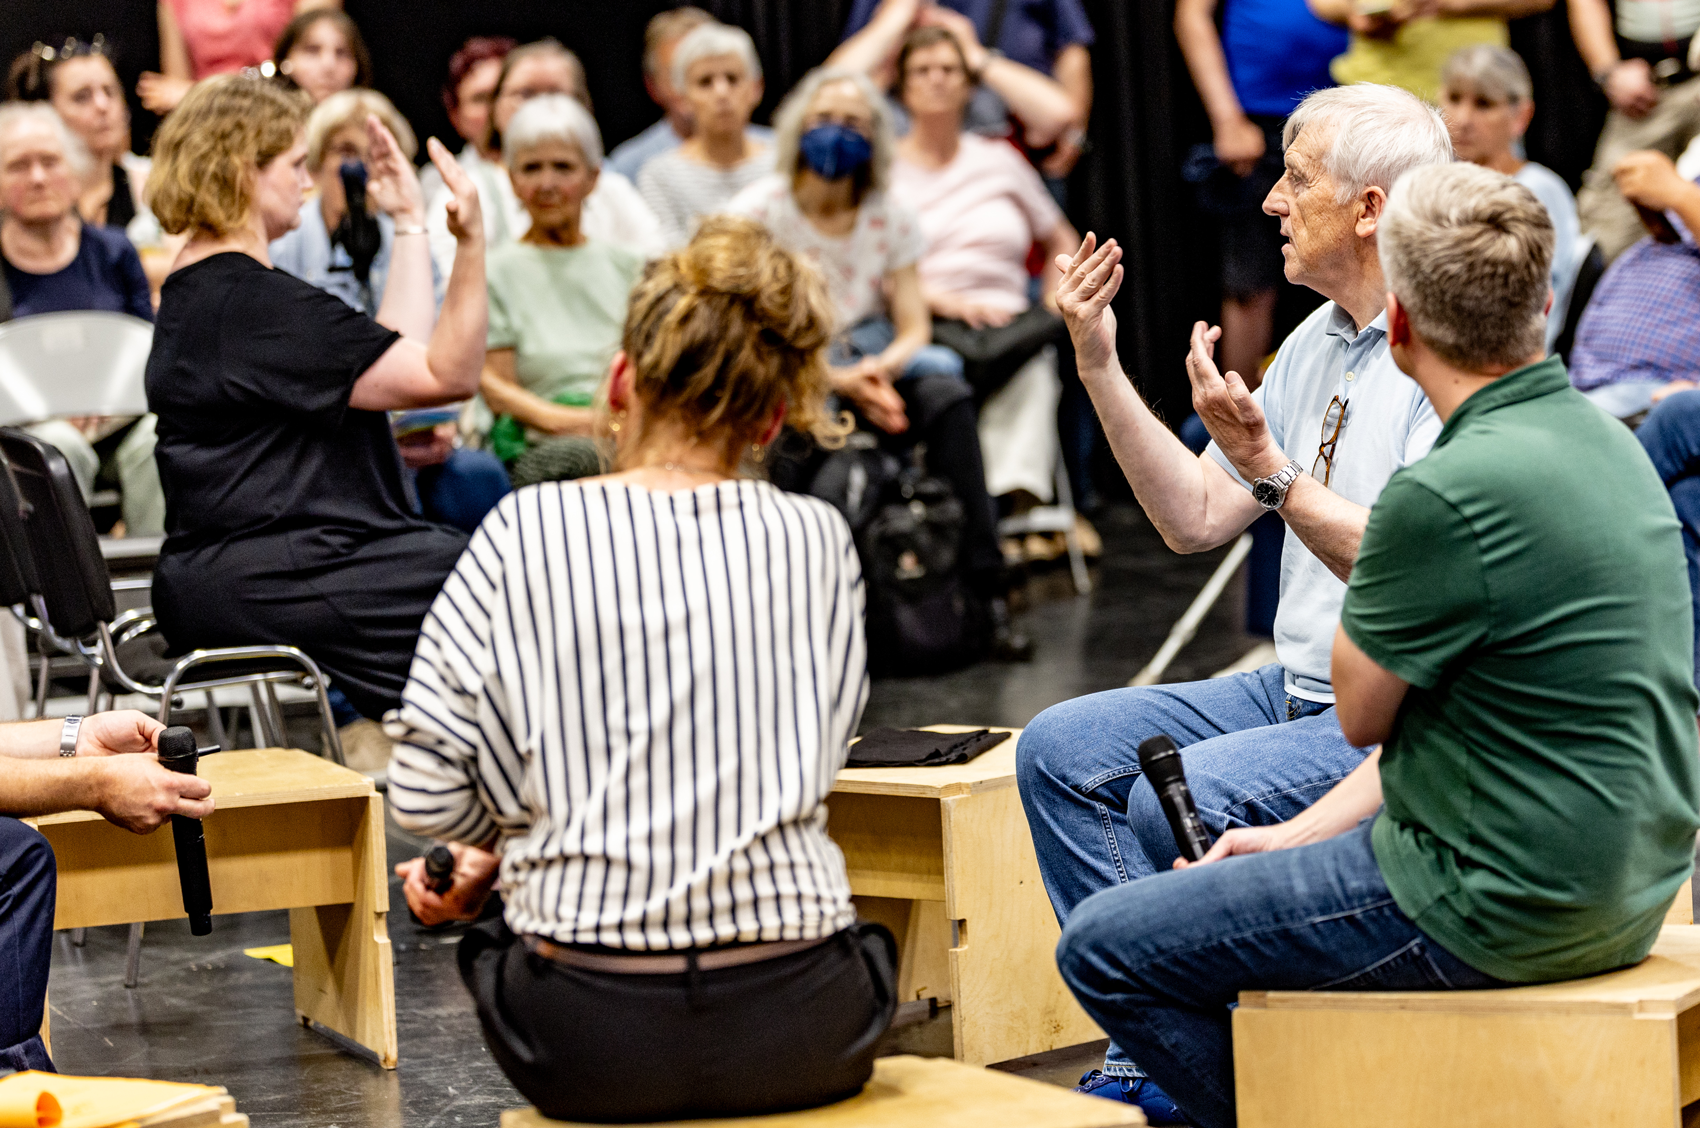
[845,727,1009,768]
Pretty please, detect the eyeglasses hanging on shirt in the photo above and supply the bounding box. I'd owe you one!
[1313,395,1349,488]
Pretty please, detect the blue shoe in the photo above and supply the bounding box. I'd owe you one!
[1075,1070,1190,1124]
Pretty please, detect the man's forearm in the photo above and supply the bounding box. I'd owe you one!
[1568,0,1619,73]
[0,718,67,760]
[1174,0,1246,129]
[1279,749,1383,847]
[1439,0,1554,16]
[1276,474,1371,581]
[0,759,106,818]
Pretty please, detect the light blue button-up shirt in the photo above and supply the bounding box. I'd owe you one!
[1208,301,1441,702]
[269,196,444,317]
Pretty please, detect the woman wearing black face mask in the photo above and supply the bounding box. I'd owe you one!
[729,67,1031,662]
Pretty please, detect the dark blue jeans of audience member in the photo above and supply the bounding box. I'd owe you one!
[1639,389,1700,692]
[1057,819,1508,1128]
[1179,413,1281,635]
[831,315,964,382]
[409,448,511,535]
[1016,663,1368,1080]
[0,819,56,1072]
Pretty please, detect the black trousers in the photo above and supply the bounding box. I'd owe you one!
[459,920,898,1124]
[0,820,55,1072]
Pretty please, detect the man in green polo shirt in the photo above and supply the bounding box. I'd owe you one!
[1053,160,1700,1128]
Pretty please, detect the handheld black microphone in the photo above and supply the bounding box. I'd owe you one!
[332,159,382,285]
[424,843,455,894]
[156,726,213,936]
[1137,734,1214,863]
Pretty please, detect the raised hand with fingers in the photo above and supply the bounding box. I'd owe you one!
[1054,232,1123,373]
[1186,319,1286,482]
[363,113,426,225]
[428,136,485,246]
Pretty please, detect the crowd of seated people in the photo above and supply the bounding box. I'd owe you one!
[8,5,1700,1124]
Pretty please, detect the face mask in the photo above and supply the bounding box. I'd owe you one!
[798,123,873,181]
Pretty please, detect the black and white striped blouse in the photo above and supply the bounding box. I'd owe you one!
[386,478,868,949]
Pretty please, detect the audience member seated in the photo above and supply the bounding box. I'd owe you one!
[0,102,164,535]
[417,36,515,213]
[268,88,507,536]
[637,23,770,248]
[835,0,1093,185]
[143,74,486,722]
[1309,0,1553,103]
[481,95,644,485]
[387,216,896,1124]
[890,26,1081,513]
[1441,44,1581,350]
[607,8,776,182]
[731,68,1028,659]
[1568,150,1700,419]
[426,38,665,276]
[271,8,369,105]
[1017,84,1450,1122]
[1571,0,1700,262]
[1056,159,1700,1128]
[0,710,214,1073]
[1636,388,1700,696]
[137,0,324,114]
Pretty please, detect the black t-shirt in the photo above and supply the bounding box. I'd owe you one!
[147,252,427,557]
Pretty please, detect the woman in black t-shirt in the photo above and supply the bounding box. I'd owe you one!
[144,74,489,719]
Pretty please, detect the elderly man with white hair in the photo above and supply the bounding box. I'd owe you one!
[1015,83,1452,1121]
[1054,158,1699,1128]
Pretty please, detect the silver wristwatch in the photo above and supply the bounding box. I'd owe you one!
[1252,460,1304,511]
[60,715,82,757]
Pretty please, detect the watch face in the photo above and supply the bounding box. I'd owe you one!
[1253,480,1280,508]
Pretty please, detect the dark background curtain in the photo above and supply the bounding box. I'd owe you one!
[1,0,1603,433]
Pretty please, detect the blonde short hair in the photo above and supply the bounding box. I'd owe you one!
[770,67,895,199]
[0,102,92,181]
[148,74,309,238]
[305,88,416,171]
[1380,162,1553,369]
[644,7,714,78]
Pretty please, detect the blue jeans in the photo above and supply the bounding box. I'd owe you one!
[831,315,965,382]
[1016,664,1368,1075]
[1639,389,1700,692]
[1057,819,1507,1128]
[412,448,511,534]
[0,819,56,1073]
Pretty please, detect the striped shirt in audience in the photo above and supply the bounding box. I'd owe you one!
[638,147,772,249]
[387,478,868,949]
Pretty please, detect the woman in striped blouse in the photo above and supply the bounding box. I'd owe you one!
[387,215,896,1123]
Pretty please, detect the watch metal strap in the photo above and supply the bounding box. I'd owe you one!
[60,715,82,757]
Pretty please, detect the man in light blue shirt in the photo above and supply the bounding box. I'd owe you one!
[1015,83,1452,1122]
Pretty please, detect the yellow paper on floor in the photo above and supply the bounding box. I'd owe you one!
[241,944,293,968]
[0,1073,222,1128]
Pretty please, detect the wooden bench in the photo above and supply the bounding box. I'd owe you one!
[34,748,396,1067]
[827,726,1102,1066]
[1235,922,1700,1127]
[501,1054,1145,1128]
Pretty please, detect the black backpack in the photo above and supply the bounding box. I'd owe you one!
[810,439,989,676]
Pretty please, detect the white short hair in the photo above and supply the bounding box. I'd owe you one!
[503,93,603,170]
[0,102,92,181]
[770,67,895,197]
[671,23,762,90]
[1442,44,1534,105]
[1283,84,1454,203]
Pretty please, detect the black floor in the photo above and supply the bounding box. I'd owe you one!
[44,502,1261,1126]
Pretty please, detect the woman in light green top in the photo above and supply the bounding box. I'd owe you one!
[482,94,645,471]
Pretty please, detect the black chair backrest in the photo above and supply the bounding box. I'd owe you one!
[0,428,115,639]
[0,453,41,609]
[1555,242,1608,365]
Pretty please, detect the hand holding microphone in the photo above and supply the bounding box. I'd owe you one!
[1137,735,1214,863]
[156,726,215,936]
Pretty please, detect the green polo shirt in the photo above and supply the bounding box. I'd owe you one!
[1342,356,1700,983]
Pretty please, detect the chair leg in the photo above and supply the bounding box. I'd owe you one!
[85,668,101,715]
[70,928,86,947]
[262,682,287,747]
[204,692,227,748]
[248,685,274,747]
[123,922,144,988]
[308,678,346,766]
[32,646,50,719]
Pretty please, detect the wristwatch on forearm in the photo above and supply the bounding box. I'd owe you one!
[60,715,82,757]
[1252,460,1304,511]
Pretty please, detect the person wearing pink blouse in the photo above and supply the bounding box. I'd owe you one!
[136,0,339,114]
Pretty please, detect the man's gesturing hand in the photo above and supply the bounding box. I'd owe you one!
[1186,320,1287,482]
[96,756,214,834]
[1054,233,1123,373]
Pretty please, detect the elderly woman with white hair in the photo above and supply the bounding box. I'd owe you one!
[480,94,645,482]
[0,102,163,534]
[637,22,770,247]
[1440,44,1580,350]
[729,67,1029,662]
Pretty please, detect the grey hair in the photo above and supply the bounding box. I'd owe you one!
[770,67,895,196]
[1441,44,1534,105]
[0,102,93,181]
[1282,83,1454,203]
[1380,161,1553,369]
[671,23,763,90]
[503,93,604,170]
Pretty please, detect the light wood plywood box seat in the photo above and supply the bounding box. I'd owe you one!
[33,748,396,1067]
[827,727,1102,1066]
[501,1055,1146,1128]
[1235,923,1700,1128]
